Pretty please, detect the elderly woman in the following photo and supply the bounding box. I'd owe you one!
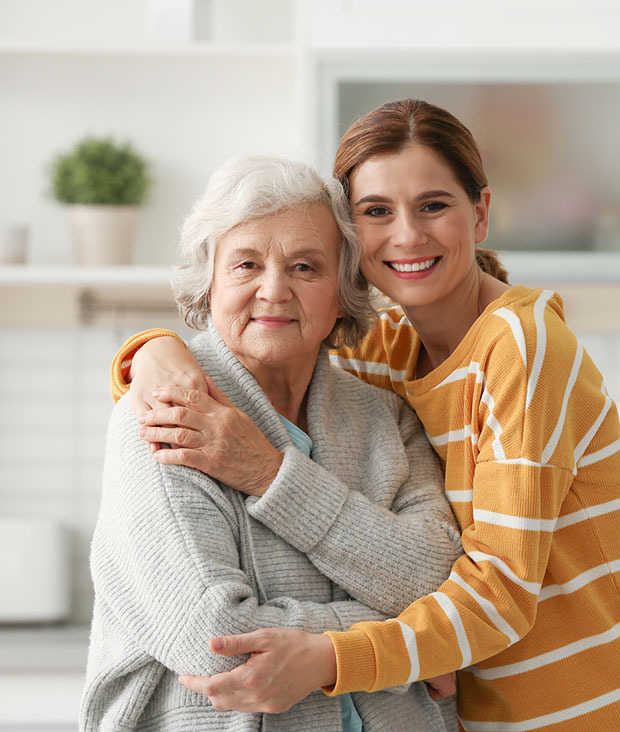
[81,155,462,732]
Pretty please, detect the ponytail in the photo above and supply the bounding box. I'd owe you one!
[476,248,509,284]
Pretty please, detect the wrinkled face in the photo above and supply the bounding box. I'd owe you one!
[210,205,343,373]
[349,144,490,310]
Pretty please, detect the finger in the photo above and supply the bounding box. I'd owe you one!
[152,447,205,470]
[138,405,206,430]
[179,671,248,710]
[178,674,213,696]
[138,425,203,448]
[129,393,150,418]
[203,376,235,408]
[152,386,216,411]
[209,631,267,657]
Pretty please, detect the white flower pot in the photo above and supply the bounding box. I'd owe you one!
[68,204,140,265]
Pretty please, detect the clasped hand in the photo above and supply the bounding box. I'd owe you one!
[137,382,283,496]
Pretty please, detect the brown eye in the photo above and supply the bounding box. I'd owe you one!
[422,202,448,213]
[366,206,390,217]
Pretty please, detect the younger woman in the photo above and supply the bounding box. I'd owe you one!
[112,99,620,731]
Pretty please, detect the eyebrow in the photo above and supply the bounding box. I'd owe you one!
[226,246,328,260]
[353,190,457,206]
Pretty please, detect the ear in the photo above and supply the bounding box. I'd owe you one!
[474,187,491,245]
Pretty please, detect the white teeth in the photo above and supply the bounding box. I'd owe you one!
[390,258,437,272]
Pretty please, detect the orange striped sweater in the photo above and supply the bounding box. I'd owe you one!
[326,285,620,730]
[110,285,620,730]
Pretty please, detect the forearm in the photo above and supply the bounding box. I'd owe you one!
[324,463,573,695]
[248,446,461,616]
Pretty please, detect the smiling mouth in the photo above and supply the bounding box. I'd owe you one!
[252,316,295,322]
[251,316,296,328]
[386,256,441,273]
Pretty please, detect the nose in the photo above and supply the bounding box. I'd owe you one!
[392,210,427,247]
[256,267,293,303]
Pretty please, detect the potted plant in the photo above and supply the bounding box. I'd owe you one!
[50,136,151,265]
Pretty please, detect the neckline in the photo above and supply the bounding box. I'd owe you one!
[406,284,536,391]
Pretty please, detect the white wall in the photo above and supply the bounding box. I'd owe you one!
[303,0,620,51]
[0,0,298,266]
[1,53,297,265]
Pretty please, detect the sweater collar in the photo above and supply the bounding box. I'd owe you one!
[187,317,333,455]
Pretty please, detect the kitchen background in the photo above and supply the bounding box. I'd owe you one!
[1,1,619,729]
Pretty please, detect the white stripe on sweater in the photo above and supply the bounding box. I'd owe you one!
[460,687,620,730]
[539,559,620,601]
[433,361,484,390]
[541,342,583,464]
[467,551,541,594]
[426,425,478,447]
[473,509,557,532]
[555,498,620,530]
[494,308,527,368]
[573,382,612,472]
[431,591,472,667]
[395,619,420,683]
[490,458,558,468]
[467,621,620,681]
[577,437,620,469]
[525,290,554,411]
[446,490,473,503]
[328,355,407,382]
[378,310,410,330]
[448,571,520,645]
[481,385,506,460]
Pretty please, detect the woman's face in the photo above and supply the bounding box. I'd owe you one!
[348,144,490,311]
[210,204,342,374]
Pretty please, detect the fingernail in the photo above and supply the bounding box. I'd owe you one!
[152,390,161,398]
[211,637,225,651]
[137,414,146,423]
[149,443,158,453]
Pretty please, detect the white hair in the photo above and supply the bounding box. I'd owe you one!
[173,154,374,348]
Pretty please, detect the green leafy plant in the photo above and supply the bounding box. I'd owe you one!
[50,136,151,205]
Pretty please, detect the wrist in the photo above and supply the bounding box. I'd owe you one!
[129,336,184,381]
[252,450,283,496]
[313,634,337,688]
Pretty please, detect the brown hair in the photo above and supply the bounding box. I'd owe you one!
[334,98,509,284]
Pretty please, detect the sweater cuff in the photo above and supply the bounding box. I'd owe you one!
[321,630,377,695]
[109,329,186,403]
[246,446,348,553]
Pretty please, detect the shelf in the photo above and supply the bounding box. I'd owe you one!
[315,49,620,82]
[0,265,175,288]
[499,251,620,284]
[1,255,619,292]
[0,41,296,59]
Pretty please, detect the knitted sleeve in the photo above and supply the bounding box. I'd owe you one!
[324,307,614,694]
[247,399,462,617]
[92,397,389,678]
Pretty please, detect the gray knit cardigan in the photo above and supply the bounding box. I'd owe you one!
[81,320,462,732]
